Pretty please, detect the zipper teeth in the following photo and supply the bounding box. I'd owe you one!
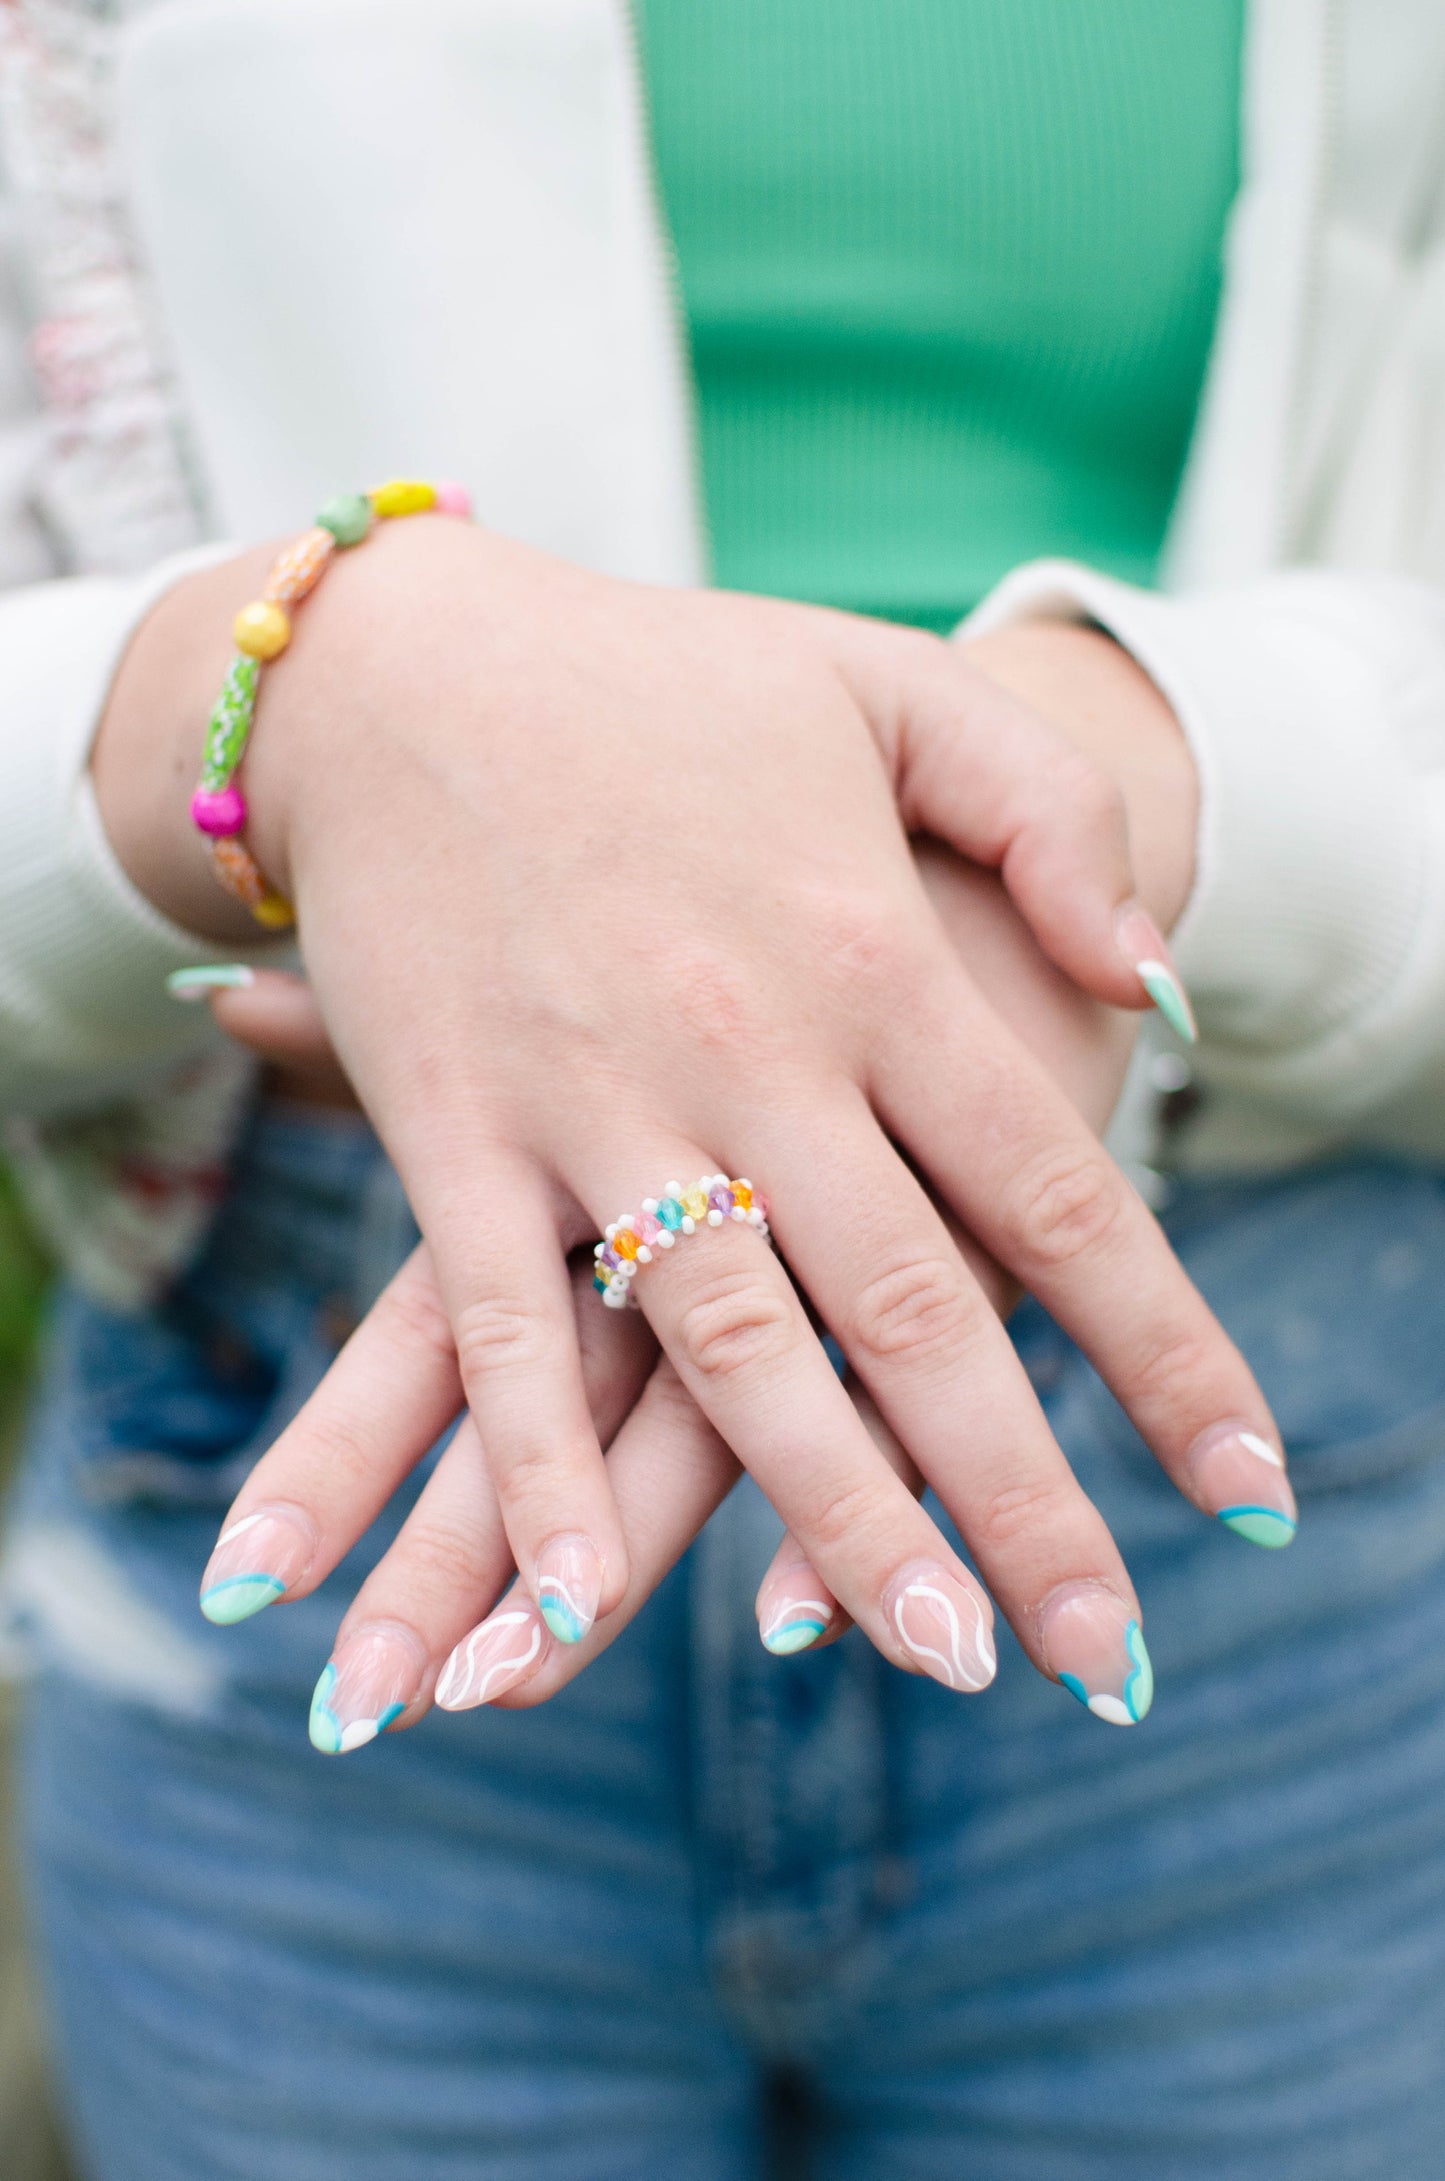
[618,0,714,580]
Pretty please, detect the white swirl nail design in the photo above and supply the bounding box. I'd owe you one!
[892,1576,996,1691]
[435,1610,543,1710]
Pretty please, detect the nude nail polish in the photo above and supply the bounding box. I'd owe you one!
[1115,903,1197,1045]
[199,1503,315,1624]
[885,1562,997,1692]
[309,1622,423,1754]
[534,1534,602,1645]
[756,1555,837,1655]
[1189,1420,1298,1548]
[434,1600,549,1710]
[1040,1582,1153,1725]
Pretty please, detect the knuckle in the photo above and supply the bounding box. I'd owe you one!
[799,1477,883,1558]
[1060,751,1126,838]
[1010,1150,1128,1272]
[453,1297,551,1384]
[968,1475,1070,1555]
[380,1265,457,1371]
[1121,1323,1216,1411]
[674,1268,794,1382]
[847,1254,977,1367]
[392,1521,488,1603]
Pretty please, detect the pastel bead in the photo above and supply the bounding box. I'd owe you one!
[599,1246,622,1273]
[730,1181,753,1211]
[592,1269,613,1294]
[708,1185,734,1216]
[190,783,247,837]
[433,478,472,518]
[316,493,373,547]
[657,1198,685,1230]
[264,526,335,606]
[370,478,436,518]
[233,599,291,660]
[637,1212,662,1244]
[613,1229,641,1261]
[680,1182,709,1221]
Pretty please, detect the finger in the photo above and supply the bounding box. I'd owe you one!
[756,1382,921,1655]
[168,964,358,1099]
[827,616,1195,1038]
[437,1358,741,1711]
[198,1244,462,1623]
[878,970,1297,1553]
[577,1146,999,1697]
[403,1150,631,1645]
[748,1090,1155,1722]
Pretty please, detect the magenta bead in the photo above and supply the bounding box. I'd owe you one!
[434,478,471,518]
[190,783,248,837]
[708,1185,734,1216]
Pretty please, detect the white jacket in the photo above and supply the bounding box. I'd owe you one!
[0,0,1443,1300]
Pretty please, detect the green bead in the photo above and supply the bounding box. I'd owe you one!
[200,653,260,788]
[316,492,373,548]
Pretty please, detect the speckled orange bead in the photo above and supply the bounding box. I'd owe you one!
[233,599,292,660]
[264,527,335,607]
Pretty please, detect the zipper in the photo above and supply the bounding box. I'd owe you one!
[618,0,714,582]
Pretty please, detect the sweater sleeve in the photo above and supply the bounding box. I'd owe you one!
[965,561,1445,1148]
[0,544,298,1119]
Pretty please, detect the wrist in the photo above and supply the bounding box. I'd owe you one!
[960,621,1198,932]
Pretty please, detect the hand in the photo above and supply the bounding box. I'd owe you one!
[103,522,1283,1729]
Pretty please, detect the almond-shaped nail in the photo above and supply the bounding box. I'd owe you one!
[1115,903,1196,1044]
[534,1533,602,1645]
[166,964,256,1003]
[199,1503,315,1624]
[1040,1582,1153,1725]
[1188,1420,1298,1549]
[756,1553,838,1656]
[309,1622,423,1754]
[885,1562,997,1692]
[434,1599,550,1711]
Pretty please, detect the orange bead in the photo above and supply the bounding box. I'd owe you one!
[730,1181,753,1211]
[613,1229,641,1260]
[264,527,335,607]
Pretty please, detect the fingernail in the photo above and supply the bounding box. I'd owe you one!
[533,1533,602,1645]
[309,1622,423,1754]
[885,1562,997,1692]
[1115,904,1196,1045]
[757,1553,838,1656]
[166,964,256,1002]
[1040,1582,1153,1725]
[199,1503,315,1624]
[1188,1420,1298,1549]
[434,1598,550,1710]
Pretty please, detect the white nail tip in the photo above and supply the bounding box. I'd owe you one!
[339,1719,380,1753]
[1087,1694,1136,1726]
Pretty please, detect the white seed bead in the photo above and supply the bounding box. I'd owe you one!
[681,1216,696,1235]
[730,1206,746,1221]
[605,1224,617,1242]
[656,1230,675,1249]
[642,1197,658,1215]
[707,1209,723,1226]
[665,1181,682,1198]
[748,1209,765,1226]
[602,1284,628,1309]
[735,1177,752,1190]
[637,1246,652,1263]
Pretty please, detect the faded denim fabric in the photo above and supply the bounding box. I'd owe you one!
[9,1103,1445,2181]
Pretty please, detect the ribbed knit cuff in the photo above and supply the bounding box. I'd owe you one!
[0,545,295,1115]
[962,562,1445,1118]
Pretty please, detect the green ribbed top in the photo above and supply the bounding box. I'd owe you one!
[636,0,1243,629]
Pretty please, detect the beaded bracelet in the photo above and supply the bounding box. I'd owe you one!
[189,476,473,929]
[593,1176,771,1309]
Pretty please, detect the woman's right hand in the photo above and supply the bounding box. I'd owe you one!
[100,518,1285,1727]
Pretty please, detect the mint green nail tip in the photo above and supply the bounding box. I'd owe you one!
[166,965,255,1001]
[1139,963,1198,1046]
[1219,1505,1298,1549]
[539,1600,585,1645]
[309,1663,343,1754]
[200,1573,285,1625]
[763,1617,829,1656]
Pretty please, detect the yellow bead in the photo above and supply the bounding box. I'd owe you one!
[369,478,437,518]
[233,600,291,660]
[252,890,296,930]
[681,1182,709,1221]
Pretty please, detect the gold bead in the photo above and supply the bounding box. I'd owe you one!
[233,600,291,660]
[369,478,437,518]
[252,890,296,930]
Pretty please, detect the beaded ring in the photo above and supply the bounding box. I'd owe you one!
[189,476,473,929]
[593,1176,771,1309]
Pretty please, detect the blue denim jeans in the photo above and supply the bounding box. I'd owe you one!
[10,1102,1445,2181]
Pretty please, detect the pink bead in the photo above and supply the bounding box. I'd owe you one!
[433,478,472,519]
[190,784,248,837]
[637,1212,662,1244]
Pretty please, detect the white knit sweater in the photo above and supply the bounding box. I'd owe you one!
[1,0,1444,1303]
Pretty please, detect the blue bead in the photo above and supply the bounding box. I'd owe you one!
[657,1197,684,1229]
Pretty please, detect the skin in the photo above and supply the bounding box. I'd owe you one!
[94,521,1283,1711]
